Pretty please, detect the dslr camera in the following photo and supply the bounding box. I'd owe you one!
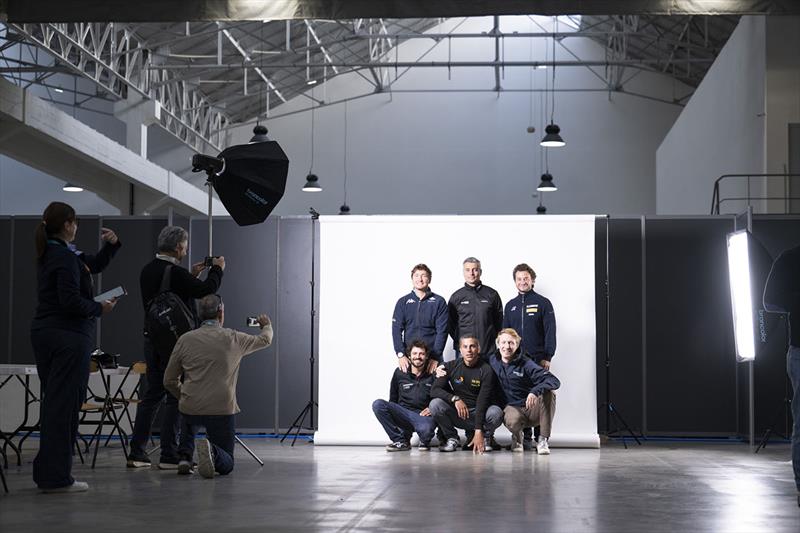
[204,255,220,267]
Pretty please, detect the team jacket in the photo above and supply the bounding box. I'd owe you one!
[448,283,503,357]
[388,368,436,411]
[764,244,800,347]
[431,358,496,428]
[489,354,561,407]
[391,289,448,361]
[502,290,556,362]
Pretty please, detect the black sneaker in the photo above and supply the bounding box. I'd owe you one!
[418,442,431,451]
[522,438,535,452]
[126,453,151,468]
[483,437,493,452]
[462,432,475,451]
[158,459,180,470]
[385,441,411,452]
[177,460,193,475]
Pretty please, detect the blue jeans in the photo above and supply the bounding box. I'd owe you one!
[129,338,180,462]
[372,399,436,445]
[30,328,92,489]
[177,413,235,475]
[428,398,503,442]
[788,345,800,491]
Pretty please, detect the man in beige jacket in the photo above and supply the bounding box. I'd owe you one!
[164,294,273,478]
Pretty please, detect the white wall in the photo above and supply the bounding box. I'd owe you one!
[765,16,800,213]
[229,16,685,217]
[656,16,767,215]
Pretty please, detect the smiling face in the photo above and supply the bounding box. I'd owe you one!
[412,269,430,292]
[463,262,481,286]
[497,332,519,360]
[514,270,534,293]
[409,345,429,369]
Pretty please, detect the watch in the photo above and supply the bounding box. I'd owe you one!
[451,395,461,403]
[396,352,405,359]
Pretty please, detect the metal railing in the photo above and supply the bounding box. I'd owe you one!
[710,173,800,215]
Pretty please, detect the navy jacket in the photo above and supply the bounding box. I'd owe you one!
[489,354,560,407]
[32,238,121,338]
[388,368,436,411]
[448,283,503,358]
[140,257,224,321]
[764,244,800,347]
[431,358,496,428]
[502,290,556,362]
[391,289,448,361]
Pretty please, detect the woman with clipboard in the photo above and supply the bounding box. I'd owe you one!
[30,201,122,493]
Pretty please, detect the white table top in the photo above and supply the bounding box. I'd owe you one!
[0,364,130,376]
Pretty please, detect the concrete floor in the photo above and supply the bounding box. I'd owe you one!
[1,439,799,532]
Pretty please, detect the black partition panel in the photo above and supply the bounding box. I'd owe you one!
[604,217,645,434]
[277,217,318,430]
[0,219,10,363]
[98,218,167,364]
[644,217,736,434]
[191,217,279,431]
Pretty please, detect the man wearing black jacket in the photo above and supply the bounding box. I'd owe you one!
[491,328,560,454]
[372,340,437,451]
[448,257,503,361]
[127,225,225,469]
[763,244,800,506]
[429,336,503,454]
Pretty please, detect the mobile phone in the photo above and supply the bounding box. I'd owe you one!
[94,285,126,302]
[247,316,260,327]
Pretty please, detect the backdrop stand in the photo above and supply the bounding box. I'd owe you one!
[281,208,319,446]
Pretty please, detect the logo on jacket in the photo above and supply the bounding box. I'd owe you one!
[513,370,524,377]
[480,299,489,303]
[470,379,481,387]
[406,299,415,304]
[460,300,469,305]
[402,383,413,390]
[454,376,464,384]
[510,306,517,312]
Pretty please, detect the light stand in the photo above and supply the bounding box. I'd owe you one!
[281,207,319,446]
[755,318,791,453]
[597,215,643,448]
[204,172,264,466]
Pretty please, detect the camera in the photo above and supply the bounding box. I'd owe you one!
[204,255,220,267]
[247,316,260,327]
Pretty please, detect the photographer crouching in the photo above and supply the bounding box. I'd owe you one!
[164,294,273,478]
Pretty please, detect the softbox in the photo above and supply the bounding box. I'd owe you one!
[195,140,289,226]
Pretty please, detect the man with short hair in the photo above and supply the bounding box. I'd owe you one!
[372,340,437,452]
[491,328,559,454]
[429,336,503,454]
[502,262,557,449]
[448,257,503,361]
[128,225,226,469]
[164,294,273,478]
[392,264,448,372]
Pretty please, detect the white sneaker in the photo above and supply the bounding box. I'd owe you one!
[537,437,551,455]
[41,481,89,493]
[510,432,524,453]
[197,438,215,479]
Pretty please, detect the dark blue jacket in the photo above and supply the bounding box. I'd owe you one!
[32,238,121,338]
[489,354,560,407]
[389,368,436,411]
[502,290,556,362]
[392,290,448,361]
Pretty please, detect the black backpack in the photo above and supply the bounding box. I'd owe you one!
[144,265,196,359]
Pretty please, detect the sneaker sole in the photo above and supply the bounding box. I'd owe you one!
[177,463,193,475]
[126,460,151,468]
[158,463,180,470]
[197,439,215,479]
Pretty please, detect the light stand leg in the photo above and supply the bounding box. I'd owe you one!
[235,435,263,466]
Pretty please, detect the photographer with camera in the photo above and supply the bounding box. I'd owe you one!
[164,294,273,478]
[127,226,225,469]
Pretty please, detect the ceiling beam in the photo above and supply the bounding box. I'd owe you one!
[0,1,797,22]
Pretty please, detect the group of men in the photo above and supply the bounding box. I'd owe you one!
[126,226,273,479]
[375,258,560,454]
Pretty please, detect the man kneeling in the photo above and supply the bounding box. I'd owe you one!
[372,340,437,451]
[491,328,559,454]
[164,294,273,478]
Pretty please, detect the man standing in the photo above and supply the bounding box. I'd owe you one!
[491,329,560,454]
[392,264,448,371]
[764,244,800,507]
[164,294,273,478]
[448,257,503,361]
[429,336,503,454]
[372,340,437,451]
[503,263,556,369]
[503,263,557,449]
[128,226,225,469]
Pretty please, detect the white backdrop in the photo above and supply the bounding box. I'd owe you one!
[316,215,599,447]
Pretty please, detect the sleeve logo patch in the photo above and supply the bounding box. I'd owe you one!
[470,379,481,387]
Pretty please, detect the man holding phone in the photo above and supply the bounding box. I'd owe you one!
[128,225,226,470]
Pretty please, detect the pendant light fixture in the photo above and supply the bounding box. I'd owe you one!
[540,17,566,148]
[339,100,350,215]
[62,183,83,192]
[302,86,322,192]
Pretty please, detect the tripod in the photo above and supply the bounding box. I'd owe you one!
[281,208,319,446]
[755,376,793,453]
[598,215,643,449]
